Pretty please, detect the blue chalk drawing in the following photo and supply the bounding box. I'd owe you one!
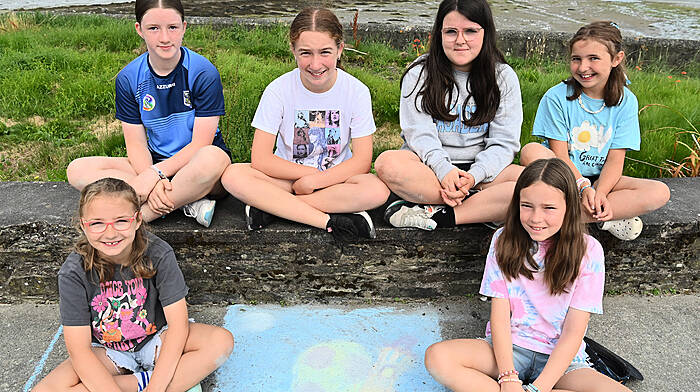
[215,305,446,392]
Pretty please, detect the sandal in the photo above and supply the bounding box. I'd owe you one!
[598,217,643,240]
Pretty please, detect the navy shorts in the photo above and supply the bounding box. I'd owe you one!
[149,132,232,164]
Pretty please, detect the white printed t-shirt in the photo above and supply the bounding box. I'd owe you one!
[251,68,376,171]
[479,228,605,362]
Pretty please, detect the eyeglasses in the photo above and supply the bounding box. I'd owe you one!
[82,212,139,233]
[442,27,483,42]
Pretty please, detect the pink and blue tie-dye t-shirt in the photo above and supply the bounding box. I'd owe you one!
[479,228,605,362]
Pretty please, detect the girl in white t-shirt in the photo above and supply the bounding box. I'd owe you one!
[221,7,389,242]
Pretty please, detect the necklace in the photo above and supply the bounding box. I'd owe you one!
[578,96,605,114]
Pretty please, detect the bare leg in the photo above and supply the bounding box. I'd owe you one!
[520,143,555,167]
[158,323,234,392]
[595,176,670,221]
[297,173,390,213]
[424,339,500,392]
[222,163,330,229]
[555,368,632,392]
[375,150,444,204]
[66,156,138,190]
[31,347,137,392]
[454,181,517,224]
[141,146,230,222]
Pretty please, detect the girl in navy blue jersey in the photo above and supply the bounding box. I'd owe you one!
[67,0,231,228]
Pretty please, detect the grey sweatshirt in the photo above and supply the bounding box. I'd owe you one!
[399,60,523,184]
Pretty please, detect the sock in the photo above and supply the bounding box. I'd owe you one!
[432,206,456,228]
[134,370,152,392]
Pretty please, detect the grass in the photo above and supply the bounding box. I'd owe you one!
[0,12,698,181]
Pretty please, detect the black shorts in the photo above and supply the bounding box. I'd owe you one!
[149,132,232,164]
[454,162,472,172]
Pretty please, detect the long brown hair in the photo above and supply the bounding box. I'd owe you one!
[496,159,587,295]
[74,178,154,283]
[401,0,506,127]
[565,21,626,107]
[289,7,344,69]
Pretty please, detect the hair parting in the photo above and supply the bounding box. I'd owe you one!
[135,0,185,23]
[289,7,344,69]
[74,178,154,283]
[496,159,588,295]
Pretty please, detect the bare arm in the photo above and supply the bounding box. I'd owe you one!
[250,129,319,180]
[548,139,583,179]
[63,326,122,392]
[143,298,189,392]
[595,148,625,196]
[123,122,161,201]
[154,116,221,177]
[292,135,373,194]
[531,308,590,392]
[490,298,517,378]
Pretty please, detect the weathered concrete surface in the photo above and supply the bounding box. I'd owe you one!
[0,179,698,304]
[6,295,700,391]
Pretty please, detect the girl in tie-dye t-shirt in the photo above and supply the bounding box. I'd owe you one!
[425,158,631,392]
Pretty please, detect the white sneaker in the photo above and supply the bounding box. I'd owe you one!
[599,217,643,240]
[384,201,440,231]
[182,199,216,228]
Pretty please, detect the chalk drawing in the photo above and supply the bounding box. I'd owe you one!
[215,305,446,391]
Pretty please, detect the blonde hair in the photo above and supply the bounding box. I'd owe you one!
[74,178,154,283]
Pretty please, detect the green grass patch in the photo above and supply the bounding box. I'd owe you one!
[0,12,698,181]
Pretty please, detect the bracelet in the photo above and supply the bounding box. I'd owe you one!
[497,377,522,385]
[579,184,592,198]
[576,177,591,189]
[524,384,542,392]
[150,165,167,180]
[498,369,519,380]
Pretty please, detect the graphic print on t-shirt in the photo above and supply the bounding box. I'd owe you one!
[89,277,156,351]
[435,103,489,134]
[293,110,341,170]
[569,120,613,172]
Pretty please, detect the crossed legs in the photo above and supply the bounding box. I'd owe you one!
[221,163,390,229]
[374,150,522,224]
[66,146,231,222]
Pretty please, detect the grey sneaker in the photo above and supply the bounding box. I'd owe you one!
[384,200,440,231]
[182,198,216,228]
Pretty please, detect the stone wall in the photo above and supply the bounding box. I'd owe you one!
[1,179,697,304]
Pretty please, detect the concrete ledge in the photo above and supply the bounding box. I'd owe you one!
[1,178,698,304]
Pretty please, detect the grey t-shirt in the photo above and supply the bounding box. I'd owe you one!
[58,233,188,352]
[400,59,523,184]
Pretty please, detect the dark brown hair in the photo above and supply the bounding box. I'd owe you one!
[565,21,626,106]
[289,7,344,69]
[401,0,506,127]
[496,158,587,295]
[75,178,154,283]
[135,0,185,23]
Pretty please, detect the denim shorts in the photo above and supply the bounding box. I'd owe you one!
[92,325,168,373]
[482,335,592,383]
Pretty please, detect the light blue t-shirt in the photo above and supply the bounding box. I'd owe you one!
[532,82,640,176]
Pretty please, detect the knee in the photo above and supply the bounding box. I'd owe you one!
[650,181,671,211]
[424,342,450,376]
[221,163,252,196]
[31,380,55,392]
[212,327,234,367]
[519,143,553,166]
[374,150,405,185]
[66,157,90,189]
[194,146,230,176]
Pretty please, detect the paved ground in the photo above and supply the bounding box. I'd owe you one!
[5,295,698,391]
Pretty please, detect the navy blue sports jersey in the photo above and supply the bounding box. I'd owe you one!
[115,47,225,158]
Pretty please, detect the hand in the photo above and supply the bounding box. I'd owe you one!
[592,190,613,221]
[580,186,596,216]
[439,168,473,207]
[292,174,319,195]
[132,170,161,203]
[147,179,174,215]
